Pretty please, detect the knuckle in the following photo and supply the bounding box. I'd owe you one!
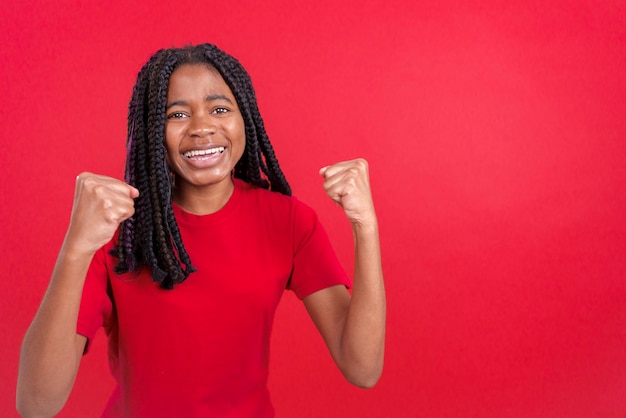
[92,184,106,197]
[76,171,90,181]
[78,172,95,182]
[101,198,114,209]
[82,177,100,191]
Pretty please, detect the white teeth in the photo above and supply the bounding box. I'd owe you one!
[183,147,225,158]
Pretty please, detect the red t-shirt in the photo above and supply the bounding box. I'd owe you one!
[77,179,350,417]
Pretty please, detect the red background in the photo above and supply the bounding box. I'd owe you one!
[2,1,625,417]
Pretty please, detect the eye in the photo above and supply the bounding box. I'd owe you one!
[212,107,230,115]
[166,111,188,119]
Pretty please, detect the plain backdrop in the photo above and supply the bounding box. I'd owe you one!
[2,1,625,417]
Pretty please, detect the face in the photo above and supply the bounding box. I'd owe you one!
[164,64,245,195]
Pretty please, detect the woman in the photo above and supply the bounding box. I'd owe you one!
[17,44,385,417]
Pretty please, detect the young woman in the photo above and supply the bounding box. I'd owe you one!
[17,44,385,418]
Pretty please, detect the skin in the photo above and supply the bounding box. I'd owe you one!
[16,64,385,417]
[164,64,246,215]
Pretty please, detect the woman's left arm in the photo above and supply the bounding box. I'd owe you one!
[303,158,386,388]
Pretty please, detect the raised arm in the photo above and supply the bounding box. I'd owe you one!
[303,158,386,388]
[17,173,138,417]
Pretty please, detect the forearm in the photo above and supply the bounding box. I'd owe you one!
[17,243,93,417]
[339,221,386,388]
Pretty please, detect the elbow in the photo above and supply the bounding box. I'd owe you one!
[17,397,63,418]
[16,398,37,418]
[348,375,381,389]
[17,395,44,418]
[16,394,38,418]
[16,385,66,418]
[343,362,384,389]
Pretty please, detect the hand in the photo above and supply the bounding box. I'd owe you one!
[319,158,377,228]
[64,173,139,255]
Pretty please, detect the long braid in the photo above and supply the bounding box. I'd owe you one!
[114,43,290,289]
[145,53,176,285]
[114,54,154,274]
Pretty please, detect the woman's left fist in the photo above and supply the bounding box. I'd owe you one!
[319,158,377,227]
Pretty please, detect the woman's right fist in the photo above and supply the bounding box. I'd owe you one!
[64,173,139,255]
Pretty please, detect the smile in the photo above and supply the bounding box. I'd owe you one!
[183,147,225,158]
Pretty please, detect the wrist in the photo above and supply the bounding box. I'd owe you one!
[60,236,99,263]
[351,218,379,236]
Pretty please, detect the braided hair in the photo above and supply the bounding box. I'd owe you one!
[113,44,291,289]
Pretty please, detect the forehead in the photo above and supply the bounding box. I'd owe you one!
[167,64,234,99]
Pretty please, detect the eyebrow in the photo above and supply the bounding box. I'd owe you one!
[166,94,234,109]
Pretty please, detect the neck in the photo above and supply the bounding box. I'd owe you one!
[172,178,235,215]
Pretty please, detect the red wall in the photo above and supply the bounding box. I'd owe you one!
[2,1,625,417]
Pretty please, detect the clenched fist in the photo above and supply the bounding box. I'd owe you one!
[319,158,377,228]
[64,173,139,255]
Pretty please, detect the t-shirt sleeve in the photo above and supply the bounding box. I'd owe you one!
[287,199,351,299]
[76,245,113,353]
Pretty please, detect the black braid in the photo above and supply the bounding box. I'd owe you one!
[113,44,290,289]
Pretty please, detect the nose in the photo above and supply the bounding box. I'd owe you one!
[188,113,216,137]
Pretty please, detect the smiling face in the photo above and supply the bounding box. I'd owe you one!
[165,64,246,202]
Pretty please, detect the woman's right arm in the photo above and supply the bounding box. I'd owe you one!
[16,173,138,418]
[17,248,93,417]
